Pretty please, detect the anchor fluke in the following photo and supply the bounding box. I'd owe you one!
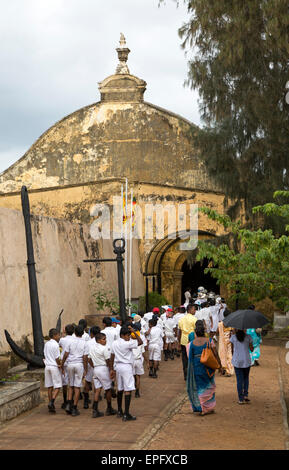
[56,309,64,333]
[4,330,45,369]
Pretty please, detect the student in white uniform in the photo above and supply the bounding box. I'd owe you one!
[145,318,164,378]
[111,325,143,422]
[195,302,212,334]
[62,325,89,416]
[88,332,117,418]
[111,317,121,337]
[59,324,75,410]
[131,322,147,398]
[83,326,100,409]
[101,317,118,354]
[173,306,186,357]
[163,308,176,361]
[44,328,62,413]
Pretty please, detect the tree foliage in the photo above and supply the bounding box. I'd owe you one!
[196,191,289,312]
[160,0,289,211]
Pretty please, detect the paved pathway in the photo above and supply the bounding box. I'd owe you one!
[1,342,288,450]
[146,343,289,450]
[0,355,185,450]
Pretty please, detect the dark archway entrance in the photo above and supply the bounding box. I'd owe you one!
[181,259,220,304]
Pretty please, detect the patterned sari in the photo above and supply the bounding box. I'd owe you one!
[218,321,234,375]
[246,329,262,364]
[186,340,216,413]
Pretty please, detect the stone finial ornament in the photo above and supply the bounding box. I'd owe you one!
[116,33,130,74]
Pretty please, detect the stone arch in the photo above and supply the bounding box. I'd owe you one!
[143,230,216,308]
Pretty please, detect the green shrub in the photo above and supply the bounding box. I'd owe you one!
[138,292,170,312]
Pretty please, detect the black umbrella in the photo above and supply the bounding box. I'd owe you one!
[223,309,269,330]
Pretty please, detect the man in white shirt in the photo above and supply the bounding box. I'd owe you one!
[44,328,62,413]
[83,325,100,409]
[101,317,118,354]
[59,324,75,409]
[111,325,143,422]
[209,299,220,339]
[145,318,164,378]
[88,332,117,418]
[163,308,177,361]
[62,325,89,416]
[196,302,212,334]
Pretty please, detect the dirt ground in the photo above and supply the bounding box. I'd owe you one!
[146,342,289,450]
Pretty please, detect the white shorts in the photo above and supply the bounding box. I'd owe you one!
[115,363,135,392]
[85,364,94,383]
[67,363,84,388]
[45,366,62,389]
[165,333,176,344]
[62,366,69,386]
[149,344,162,361]
[133,359,144,376]
[93,365,112,390]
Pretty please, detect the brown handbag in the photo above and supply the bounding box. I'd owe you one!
[200,340,220,377]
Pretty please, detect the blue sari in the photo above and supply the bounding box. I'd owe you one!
[186,340,216,413]
[246,329,262,364]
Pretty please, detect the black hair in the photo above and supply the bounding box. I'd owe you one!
[95,332,106,342]
[90,326,100,337]
[78,319,87,329]
[102,316,112,327]
[187,304,196,313]
[179,306,186,314]
[149,318,157,327]
[120,326,131,337]
[195,320,205,337]
[65,324,75,336]
[209,299,216,306]
[223,308,231,318]
[132,322,141,331]
[75,325,84,337]
[152,314,159,323]
[236,330,245,342]
[49,328,59,339]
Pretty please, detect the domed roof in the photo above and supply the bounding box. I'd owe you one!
[0,35,217,194]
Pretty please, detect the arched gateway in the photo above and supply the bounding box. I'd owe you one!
[143,231,220,309]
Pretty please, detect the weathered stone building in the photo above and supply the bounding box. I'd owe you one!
[0,35,239,314]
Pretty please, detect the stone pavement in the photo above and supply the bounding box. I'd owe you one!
[0,355,186,450]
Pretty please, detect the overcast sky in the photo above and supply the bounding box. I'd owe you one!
[0,0,200,174]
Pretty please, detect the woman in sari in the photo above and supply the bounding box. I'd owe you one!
[218,309,234,377]
[186,320,223,416]
[246,328,262,366]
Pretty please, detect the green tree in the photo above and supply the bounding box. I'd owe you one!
[161,0,289,213]
[195,191,289,311]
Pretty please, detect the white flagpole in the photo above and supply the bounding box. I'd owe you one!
[125,178,128,304]
[129,188,133,315]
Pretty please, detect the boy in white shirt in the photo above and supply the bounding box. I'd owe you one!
[111,325,143,422]
[88,332,117,418]
[101,317,118,353]
[131,323,147,398]
[145,318,164,378]
[83,325,100,409]
[44,328,62,413]
[59,324,75,410]
[196,302,212,334]
[163,308,176,361]
[62,325,89,416]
